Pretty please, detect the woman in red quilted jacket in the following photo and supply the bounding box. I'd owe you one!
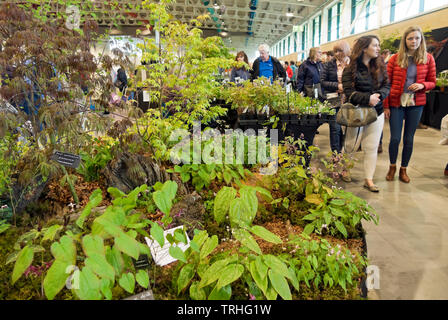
[384,26,436,183]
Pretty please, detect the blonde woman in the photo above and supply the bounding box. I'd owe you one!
[296,47,324,98]
[384,26,436,183]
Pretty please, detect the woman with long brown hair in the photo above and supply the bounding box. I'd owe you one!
[230,51,250,83]
[384,26,436,183]
[342,35,391,192]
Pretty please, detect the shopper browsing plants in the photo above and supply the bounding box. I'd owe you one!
[384,26,437,183]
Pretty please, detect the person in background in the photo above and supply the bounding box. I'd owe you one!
[290,61,298,89]
[230,51,250,83]
[384,26,436,183]
[116,65,128,95]
[251,44,286,83]
[285,61,293,82]
[342,35,391,192]
[381,49,391,65]
[327,50,335,62]
[321,41,351,157]
[296,47,324,99]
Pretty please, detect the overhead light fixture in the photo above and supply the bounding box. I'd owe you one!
[286,8,294,17]
[220,31,228,37]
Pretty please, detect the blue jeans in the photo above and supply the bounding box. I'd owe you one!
[388,106,423,167]
[329,107,343,153]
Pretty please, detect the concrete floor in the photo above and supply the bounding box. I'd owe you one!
[313,121,448,300]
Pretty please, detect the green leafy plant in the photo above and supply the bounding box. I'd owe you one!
[9,181,179,300]
[77,137,115,182]
[213,185,273,228]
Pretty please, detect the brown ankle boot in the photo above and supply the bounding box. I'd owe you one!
[386,165,396,181]
[399,167,410,183]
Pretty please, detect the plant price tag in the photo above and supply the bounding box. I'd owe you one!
[145,226,190,266]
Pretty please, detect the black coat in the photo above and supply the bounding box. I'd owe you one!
[342,58,390,116]
[251,56,286,83]
[320,59,339,95]
[296,58,323,93]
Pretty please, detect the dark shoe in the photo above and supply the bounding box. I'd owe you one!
[445,169,448,177]
[386,165,397,181]
[399,167,410,183]
[417,123,428,129]
[363,183,379,192]
[378,144,383,153]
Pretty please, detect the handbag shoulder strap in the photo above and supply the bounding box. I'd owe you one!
[348,91,356,104]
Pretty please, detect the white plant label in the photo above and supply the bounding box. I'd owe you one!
[145,226,190,266]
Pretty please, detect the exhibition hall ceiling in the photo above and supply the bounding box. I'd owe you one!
[5,0,328,56]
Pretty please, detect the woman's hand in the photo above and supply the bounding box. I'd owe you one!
[338,83,343,93]
[369,93,381,107]
[408,83,425,92]
[384,108,390,119]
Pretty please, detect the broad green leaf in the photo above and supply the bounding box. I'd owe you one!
[150,222,165,248]
[169,245,186,263]
[199,258,232,288]
[177,264,195,294]
[255,256,269,279]
[119,273,135,294]
[250,226,282,244]
[334,221,348,238]
[106,246,124,275]
[76,266,102,300]
[249,261,268,295]
[268,270,292,300]
[174,228,187,244]
[190,281,207,300]
[100,279,113,300]
[136,270,150,289]
[153,181,178,214]
[51,236,76,264]
[213,187,237,224]
[288,267,300,292]
[330,199,345,206]
[199,235,218,260]
[43,260,72,300]
[192,230,208,248]
[263,255,290,279]
[216,264,244,290]
[5,251,19,265]
[229,198,251,228]
[305,194,323,205]
[330,207,346,218]
[115,233,141,260]
[208,284,232,300]
[233,229,262,255]
[42,225,63,242]
[254,186,273,201]
[303,223,315,236]
[11,246,34,284]
[76,188,103,229]
[107,187,125,199]
[240,186,258,222]
[85,253,115,282]
[82,235,105,257]
[265,284,278,300]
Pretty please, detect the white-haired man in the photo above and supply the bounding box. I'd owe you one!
[251,44,286,83]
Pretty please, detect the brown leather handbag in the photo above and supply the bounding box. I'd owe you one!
[336,92,377,127]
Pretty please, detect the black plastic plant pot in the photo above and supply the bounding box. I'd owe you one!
[290,113,299,125]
